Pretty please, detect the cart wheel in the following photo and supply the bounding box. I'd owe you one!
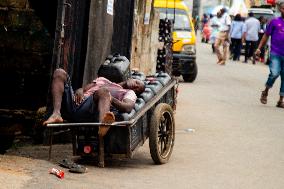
[149,103,175,164]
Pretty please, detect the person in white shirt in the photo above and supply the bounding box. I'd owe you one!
[209,12,221,53]
[214,8,232,65]
[242,12,260,64]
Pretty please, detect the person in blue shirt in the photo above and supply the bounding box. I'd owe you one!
[242,12,261,64]
[230,14,244,61]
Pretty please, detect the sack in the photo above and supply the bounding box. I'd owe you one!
[98,54,130,83]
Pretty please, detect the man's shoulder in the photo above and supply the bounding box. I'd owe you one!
[269,17,281,24]
[95,77,110,82]
[246,17,259,24]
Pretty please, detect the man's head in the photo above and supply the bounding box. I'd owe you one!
[220,8,227,14]
[234,14,242,21]
[277,0,284,16]
[248,12,254,17]
[217,11,222,18]
[125,79,145,95]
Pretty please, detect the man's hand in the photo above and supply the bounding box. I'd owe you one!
[255,48,261,57]
[74,88,84,105]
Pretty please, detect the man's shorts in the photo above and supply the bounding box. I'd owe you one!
[61,78,99,122]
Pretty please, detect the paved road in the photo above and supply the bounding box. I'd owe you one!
[1,41,284,189]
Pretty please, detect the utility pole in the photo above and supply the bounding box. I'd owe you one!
[192,0,200,18]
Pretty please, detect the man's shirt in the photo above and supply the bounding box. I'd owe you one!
[265,17,284,56]
[84,77,137,103]
[243,17,260,41]
[219,13,231,32]
[230,21,244,39]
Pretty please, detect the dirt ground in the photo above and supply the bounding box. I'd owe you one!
[1,40,284,189]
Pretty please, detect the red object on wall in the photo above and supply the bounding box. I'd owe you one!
[267,0,276,5]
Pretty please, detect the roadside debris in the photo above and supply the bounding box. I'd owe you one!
[49,168,64,179]
[59,159,88,174]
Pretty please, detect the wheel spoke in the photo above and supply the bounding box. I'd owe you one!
[160,138,164,152]
[164,118,168,129]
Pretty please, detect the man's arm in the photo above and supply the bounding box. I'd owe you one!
[73,82,96,105]
[255,34,269,55]
[111,97,135,113]
[242,23,247,43]
[83,82,96,92]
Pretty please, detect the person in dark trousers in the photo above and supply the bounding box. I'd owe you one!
[243,12,260,64]
[230,14,244,61]
[43,68,145,126]
[257,16,267,63]
[257,0,284,108]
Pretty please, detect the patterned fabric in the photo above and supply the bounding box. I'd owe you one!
[84,77,137,102]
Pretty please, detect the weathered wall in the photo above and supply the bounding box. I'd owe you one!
[0,0,54,110]
[130,0,159,76]
[83,0,114,85]
[84,0,159,81]
[111,0,134,59]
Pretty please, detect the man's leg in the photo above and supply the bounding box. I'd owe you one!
[43,69,67,125]
[94,88,115,168]
[93,88,115,136]
[222,39,229,64]
[244,40,250,63]
[251,41,258,64]
[234,39,242,61]
[261,54,282,104]
[277,57,284,107]
[214,37,223,63]
[93,88,114,122]
[230,38,235,60]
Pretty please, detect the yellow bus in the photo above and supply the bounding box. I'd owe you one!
[154,0,197,82]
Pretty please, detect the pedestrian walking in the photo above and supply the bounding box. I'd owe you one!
[229,14,244,61]
[214,8,232,65]
[209,12,221,53]
[257,16,267,63]
[201,14,209,31]
[242,12,260,64]
[257,0,284,108]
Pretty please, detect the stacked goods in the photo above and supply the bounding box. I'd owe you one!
[156,18,173,75]
[98,54,131,83]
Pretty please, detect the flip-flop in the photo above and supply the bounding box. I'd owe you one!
[260,91,268,104]
[59,159,75,169]
[69,164,88,173]
[276,101,284,108]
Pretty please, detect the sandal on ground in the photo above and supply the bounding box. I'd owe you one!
[260,91,268,104]
[59,159,76,169]
[69,164,88,173]
[276,101,284,108]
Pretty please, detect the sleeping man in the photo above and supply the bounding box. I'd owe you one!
[43,68,145,128]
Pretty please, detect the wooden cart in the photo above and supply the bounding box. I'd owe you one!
[47,78,177,167]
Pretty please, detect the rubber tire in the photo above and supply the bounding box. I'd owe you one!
[149,103,175,164]
[183,62,198,82]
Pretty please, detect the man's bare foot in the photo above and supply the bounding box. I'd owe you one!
[43,113,63,125]
[101,112,115,124]
[98,112,115,137]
